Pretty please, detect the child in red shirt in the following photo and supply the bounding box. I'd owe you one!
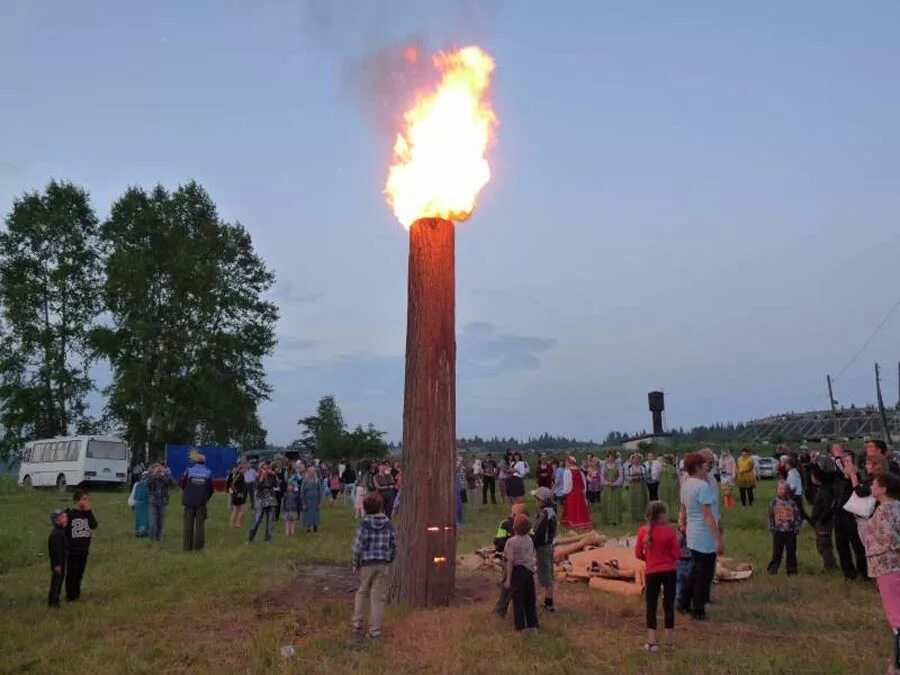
[635,500,681,652]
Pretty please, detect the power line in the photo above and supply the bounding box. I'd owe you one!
[834,296,900,382]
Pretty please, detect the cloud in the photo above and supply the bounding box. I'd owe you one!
[270,279,323,305]
[277,336,318,351]
[459,322,556,379]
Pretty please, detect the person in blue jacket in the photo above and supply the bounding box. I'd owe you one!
[181,450,214,551]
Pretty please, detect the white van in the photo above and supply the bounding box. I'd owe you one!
[18,436,130,491]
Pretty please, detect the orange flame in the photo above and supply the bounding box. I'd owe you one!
[385,46,498,228]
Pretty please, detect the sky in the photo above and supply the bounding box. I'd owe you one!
[1,1,899,445]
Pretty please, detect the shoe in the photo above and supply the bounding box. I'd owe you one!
[675,604,688,615]
[690,610,708,621]
[644,642,659,653]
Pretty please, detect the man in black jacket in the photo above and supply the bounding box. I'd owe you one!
[482,454,499,505]
[181,452,214,551]
[65,490,98,601]
[48,509,68,608]
[828,443,867,579]
[808,462,837,572]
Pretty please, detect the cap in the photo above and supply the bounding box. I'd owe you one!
[50,508,66,524]
[530,486,553,503]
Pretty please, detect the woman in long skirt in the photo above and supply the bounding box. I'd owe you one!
[624,454,649,526]
[129,471,150,537]
[561,456,593,531]
[599,453,624,526]
[300,468,322,533]
[659,456,680,522]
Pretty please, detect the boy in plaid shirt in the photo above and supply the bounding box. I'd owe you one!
[352,492,397,639]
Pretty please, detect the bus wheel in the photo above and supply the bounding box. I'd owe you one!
[56,474,67,492]
[23,476,33,491]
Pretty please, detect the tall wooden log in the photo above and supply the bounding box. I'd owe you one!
[395,217,456,607]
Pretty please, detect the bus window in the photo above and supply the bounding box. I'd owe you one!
[32,444,46,462]
[66,441,80,461]
[52,442,64,461]
[87,440,127,460]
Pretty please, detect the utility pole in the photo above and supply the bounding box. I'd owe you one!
[875,363,893,446]
[827,374,839,438]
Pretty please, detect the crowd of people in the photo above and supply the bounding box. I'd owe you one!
[42,440,900,670]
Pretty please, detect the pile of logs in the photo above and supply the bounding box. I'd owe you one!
[456,532,753,593]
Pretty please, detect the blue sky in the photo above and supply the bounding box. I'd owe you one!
[2,1,899,444]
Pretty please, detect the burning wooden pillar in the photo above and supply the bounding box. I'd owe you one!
[395,217,457,607]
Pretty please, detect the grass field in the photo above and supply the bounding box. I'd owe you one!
[0,477,891,675]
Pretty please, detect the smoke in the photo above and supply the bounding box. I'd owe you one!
[298,0,501,140]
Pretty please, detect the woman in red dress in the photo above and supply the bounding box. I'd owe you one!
[561,456,592,531]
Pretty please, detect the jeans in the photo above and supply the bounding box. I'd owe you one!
[495,564,512,617]
[740,487,754,506]
[680,550,716,616]
[248,506,275,542]
[65,554,88,601]
[149,502,167,542]
[645,570,677,629]
[482,477,496,505]
[647,482,660,501]
[768,531,798,574]
[675,558,693,608]
[49,566,65,606]
[353,563,391,637]
[182,505,207,551]
[510,565,538,630]
[834,511,867,579]
[814,520,837,570]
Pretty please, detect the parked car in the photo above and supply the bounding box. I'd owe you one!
[756,456,778,479]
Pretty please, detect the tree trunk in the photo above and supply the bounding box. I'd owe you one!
[394,218,457,608]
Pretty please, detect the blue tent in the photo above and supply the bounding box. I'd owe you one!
[165,445,237,490]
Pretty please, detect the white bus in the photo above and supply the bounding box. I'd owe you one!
[17,436,130,491]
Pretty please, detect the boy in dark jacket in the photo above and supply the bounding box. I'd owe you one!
[65,490,98,601]
[48,509,68,608]
[351,492,397,639]
[530,487,558,612]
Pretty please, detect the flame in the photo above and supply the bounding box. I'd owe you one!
[385,46,498,228]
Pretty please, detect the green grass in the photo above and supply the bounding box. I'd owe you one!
[0,477,891,674]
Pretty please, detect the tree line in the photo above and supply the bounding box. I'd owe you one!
[457,432,599,453]
[603,421,752,446]
[0,180,278,461]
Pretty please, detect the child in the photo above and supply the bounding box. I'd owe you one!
[65,490,98,602]
[351,492,397,639]
[530,487,557,612]
[354,483,367,519]
[282,483,300,536]
[48,509,68,608]
[635,501,681,652]
[674,526,693,614]
[505,513,538,630]
[768,480,801,575]
[494,502,528,618]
